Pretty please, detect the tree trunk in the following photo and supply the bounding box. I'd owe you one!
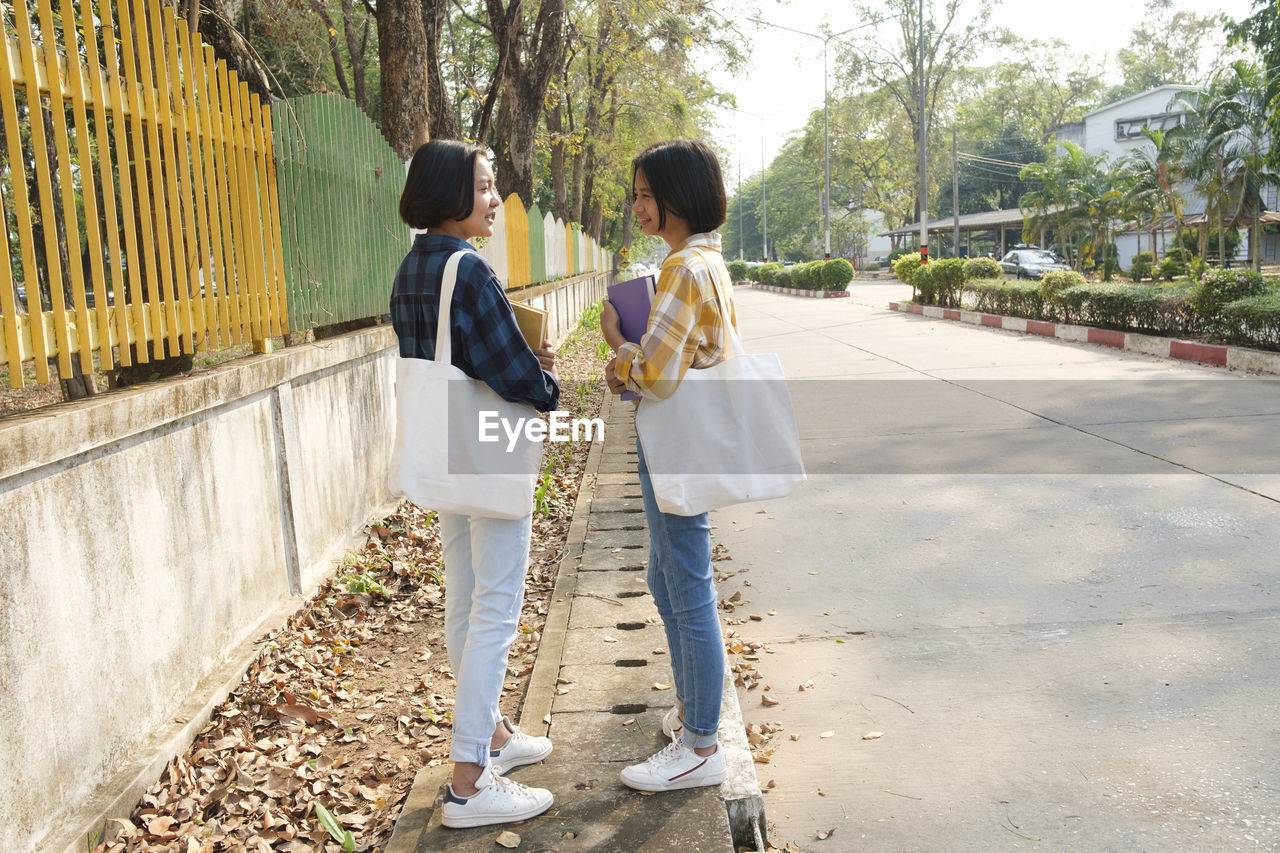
[489,0,564,202]
[310,1,351,99]
[547,94,568,220]
[375,0,428,158]
[197,2,273,99]
[340,0,368,110]
[422,0,458,139]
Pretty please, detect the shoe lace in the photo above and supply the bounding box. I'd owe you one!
[489,772,535,799]
[646,739,689,768]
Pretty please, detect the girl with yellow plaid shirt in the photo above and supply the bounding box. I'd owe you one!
[601,139,737,792]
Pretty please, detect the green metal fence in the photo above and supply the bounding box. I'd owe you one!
[273,94,405,331]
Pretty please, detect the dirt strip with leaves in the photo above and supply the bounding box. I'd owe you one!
[93,321,607,853]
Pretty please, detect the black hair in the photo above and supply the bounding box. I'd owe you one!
[631,139,727,234]
[399,139,489,229]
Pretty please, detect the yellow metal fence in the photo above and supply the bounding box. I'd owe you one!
[0,0,285,388]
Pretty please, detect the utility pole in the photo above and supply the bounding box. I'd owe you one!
[952,126,959,258]
[917,0,927,264]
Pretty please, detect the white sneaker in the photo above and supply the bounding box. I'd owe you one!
[441,765,553,829]
[489,717,553,775]
[661,705,683,739]
[620,739,726,792]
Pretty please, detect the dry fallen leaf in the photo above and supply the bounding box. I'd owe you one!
[816,828,836,840]
[820,730,835,739]
[496,830,521,848]
[652,682,673,691]
[862,731,883,740]
[761,694,779,707]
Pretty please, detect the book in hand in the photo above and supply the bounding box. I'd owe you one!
[606,273,656,400]
[511,301,549,352]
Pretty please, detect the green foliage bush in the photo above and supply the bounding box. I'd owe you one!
[758,263,783,286]
[1038,269,1086,307]
[916,257,962,307]
[1189,268,1266,318]
[1221,291,1280,347]
[962,256,1002,281]
[745,264,761,282]
[1176,228,1242,260]
[822,258,855,290]
[727,260,749,282]
[775,267,793,288]
[911,262,937,302]
[1156,256,1184,281]
[893,252,922,284]
[888,246,918,263]
[797,262,824,289]
[960,275,1280,349]
[1129,251,1155,283]
[967,279,1047,320]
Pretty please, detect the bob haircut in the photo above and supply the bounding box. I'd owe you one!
[632,139,727,235]
[399,139,490,229]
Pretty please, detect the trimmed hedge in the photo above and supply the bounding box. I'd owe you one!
[963,257,1001,281]
[754,258,855,291]
[727,260,749,282]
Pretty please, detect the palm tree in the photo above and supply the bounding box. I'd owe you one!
[1117,127,1186,256]
[1172,62,1277,269]
[1203,61,1276,272]
[1020,141,1108,271]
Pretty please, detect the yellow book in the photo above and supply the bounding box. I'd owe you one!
[511,301,549,350]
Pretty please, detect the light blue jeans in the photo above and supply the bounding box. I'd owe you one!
[636,439,722,749]
[439,510,533,766]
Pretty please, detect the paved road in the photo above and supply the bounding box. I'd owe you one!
[713,282,1280,851]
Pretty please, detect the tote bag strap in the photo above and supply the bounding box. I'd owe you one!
[433,250,470,363]
[687,247,745,355]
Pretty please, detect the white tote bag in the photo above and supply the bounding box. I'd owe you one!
[635,250,806,516]
[388,251,542,519]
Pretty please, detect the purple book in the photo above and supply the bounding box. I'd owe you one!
[607,274,656,400]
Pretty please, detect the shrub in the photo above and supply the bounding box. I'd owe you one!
[1220,291,1280,348]
[745,264,761,282]
[1129,251,1155,283]
[1165,247,1194,266]
[1156,256,1183,282]
[822,258,854,290]
[775,267,793,288]
[967,279,1047,320]
[1039,269,1086,307]
[893,252,923,284]
[888,246,919,263]
[911,262,937,303]
[799,262,824,289]
[929,258,966,307]
[1188,268,1267,318]
[962,256,1001,281]
[758,262,783,286]
[727,260,749,282]
[1176,228,1242,261]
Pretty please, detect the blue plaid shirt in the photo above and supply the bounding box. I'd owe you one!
[390,233,559,411]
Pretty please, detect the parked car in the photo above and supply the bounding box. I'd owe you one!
[999,248,1069,279]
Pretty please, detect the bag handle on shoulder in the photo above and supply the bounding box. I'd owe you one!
[688,247,745,354]
[433,250,470,364]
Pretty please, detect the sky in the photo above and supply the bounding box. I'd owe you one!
[707,0,1261,173]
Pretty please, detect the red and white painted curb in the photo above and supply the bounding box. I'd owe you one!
[889,302,1280,376]
[751,284,850,298]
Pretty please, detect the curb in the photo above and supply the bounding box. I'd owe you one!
[751,284,850,298]
[889,301,1280,376]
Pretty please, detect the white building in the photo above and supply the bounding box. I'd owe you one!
[1055,85,1278,265]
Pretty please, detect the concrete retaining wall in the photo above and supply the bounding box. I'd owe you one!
[1,270,610,853]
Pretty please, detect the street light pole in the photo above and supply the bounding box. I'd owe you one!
[750,18,878,260]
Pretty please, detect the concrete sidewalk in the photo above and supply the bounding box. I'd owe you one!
[387,395,762,853]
